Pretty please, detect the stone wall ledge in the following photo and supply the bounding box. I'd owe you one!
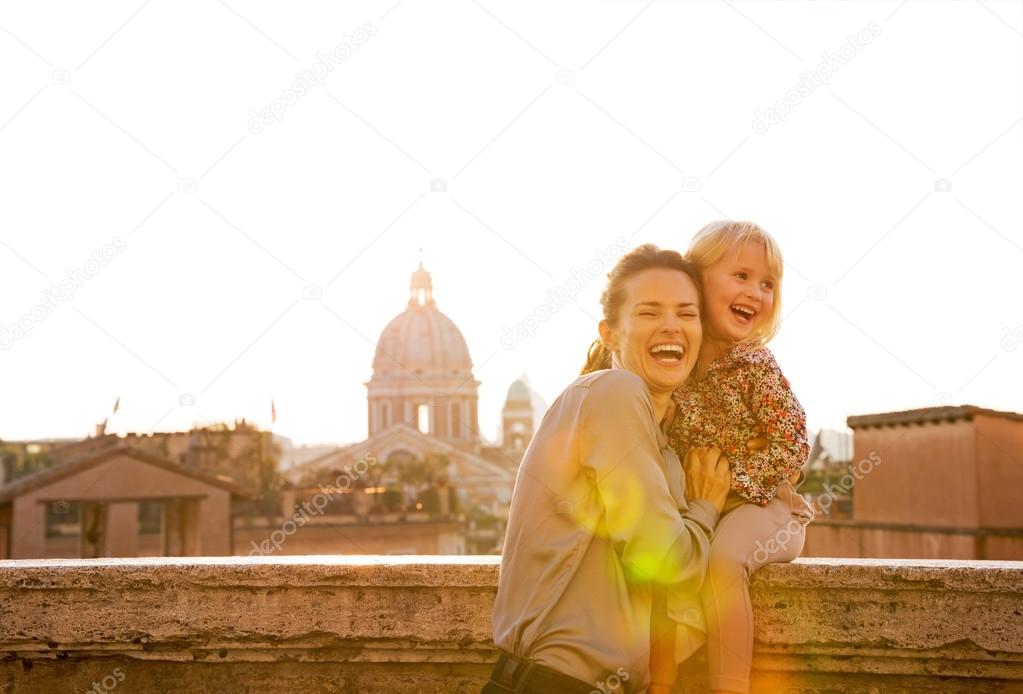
[2,556,1022,693]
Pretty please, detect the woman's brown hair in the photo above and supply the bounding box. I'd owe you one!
[580,244,701,375]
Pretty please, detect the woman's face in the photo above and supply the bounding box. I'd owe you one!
[599,268,702,395]
[701,240,776,344]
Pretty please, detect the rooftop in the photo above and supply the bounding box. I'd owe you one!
[847,404,1023,429]
[0,445,247,504]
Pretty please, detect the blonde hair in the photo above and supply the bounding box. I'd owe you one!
[686,220,784,345]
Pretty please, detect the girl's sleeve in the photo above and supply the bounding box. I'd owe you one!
[732,361,809,506]
[665,394,688,464]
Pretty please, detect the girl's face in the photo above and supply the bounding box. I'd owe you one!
[599,268,702,396]
[701,240,776,344]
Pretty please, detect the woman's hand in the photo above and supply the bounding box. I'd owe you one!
[682,446,730,512]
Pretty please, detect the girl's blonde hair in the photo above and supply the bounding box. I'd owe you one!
[686,220,784,345]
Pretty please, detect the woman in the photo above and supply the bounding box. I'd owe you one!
[484,244,731,694]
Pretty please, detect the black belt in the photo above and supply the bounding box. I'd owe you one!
[484,650,597,694]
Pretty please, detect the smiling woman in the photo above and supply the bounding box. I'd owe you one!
[594,267,702,421]
[580,246,705,431]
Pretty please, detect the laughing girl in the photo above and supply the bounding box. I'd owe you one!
[650,220,814,694]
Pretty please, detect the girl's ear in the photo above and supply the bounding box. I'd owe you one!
[598,319,617,351]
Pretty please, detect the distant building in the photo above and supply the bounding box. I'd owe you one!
[803,405,1023,560]
[2,263,541,558]
[0,446,247,559]
[801,428,854,519]
[501,377,548,452]
[273,435,340,473]
[12,420,276,500]
[501,379,534,453]
[293,263,520,499]
[282,263,536,555]
[367,261,480,443]
[0,438,79,486]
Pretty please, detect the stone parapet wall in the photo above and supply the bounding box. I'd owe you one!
[1,556,1021,693]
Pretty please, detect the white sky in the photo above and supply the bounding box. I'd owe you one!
[1,0,1021,447]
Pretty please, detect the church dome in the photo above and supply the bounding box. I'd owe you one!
[372,263,474,379]
[502,376,548,418]
[504,379,531,405]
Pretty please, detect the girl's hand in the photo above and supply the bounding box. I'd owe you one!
[746,425,767,451]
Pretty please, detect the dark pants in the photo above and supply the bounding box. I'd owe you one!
[481,651,597,694]
[482,678,592,694]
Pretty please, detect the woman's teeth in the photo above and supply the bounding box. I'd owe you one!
[650,344,685,363]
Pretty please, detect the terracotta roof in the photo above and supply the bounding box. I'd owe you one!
[847,405,1023,429]
[0,445,250,503]
[44,434,120,463]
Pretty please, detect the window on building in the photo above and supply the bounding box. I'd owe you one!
[138,501,163,535]
[44,500,80,539]
[417,404,429,434]
[137,500,165,557]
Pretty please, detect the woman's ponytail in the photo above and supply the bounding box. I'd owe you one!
[580,338,612,375]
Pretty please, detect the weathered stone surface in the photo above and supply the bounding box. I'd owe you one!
[1,556,1021,693]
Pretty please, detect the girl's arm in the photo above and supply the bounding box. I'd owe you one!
[732,360,809,506]
[745,430,803,485]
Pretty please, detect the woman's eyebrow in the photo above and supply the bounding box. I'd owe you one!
[634,301,698,309]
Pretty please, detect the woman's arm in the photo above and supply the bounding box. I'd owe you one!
[579,370,721,588]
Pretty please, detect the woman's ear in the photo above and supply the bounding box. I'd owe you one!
[598,319,616,351]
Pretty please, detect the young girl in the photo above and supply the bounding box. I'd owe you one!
[649,220,814,694]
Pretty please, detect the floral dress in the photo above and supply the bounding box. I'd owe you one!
[668,342,809,507]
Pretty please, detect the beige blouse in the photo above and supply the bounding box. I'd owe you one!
[492,367,719,692]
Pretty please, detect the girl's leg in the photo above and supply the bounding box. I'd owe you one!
[702,497,807,694]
